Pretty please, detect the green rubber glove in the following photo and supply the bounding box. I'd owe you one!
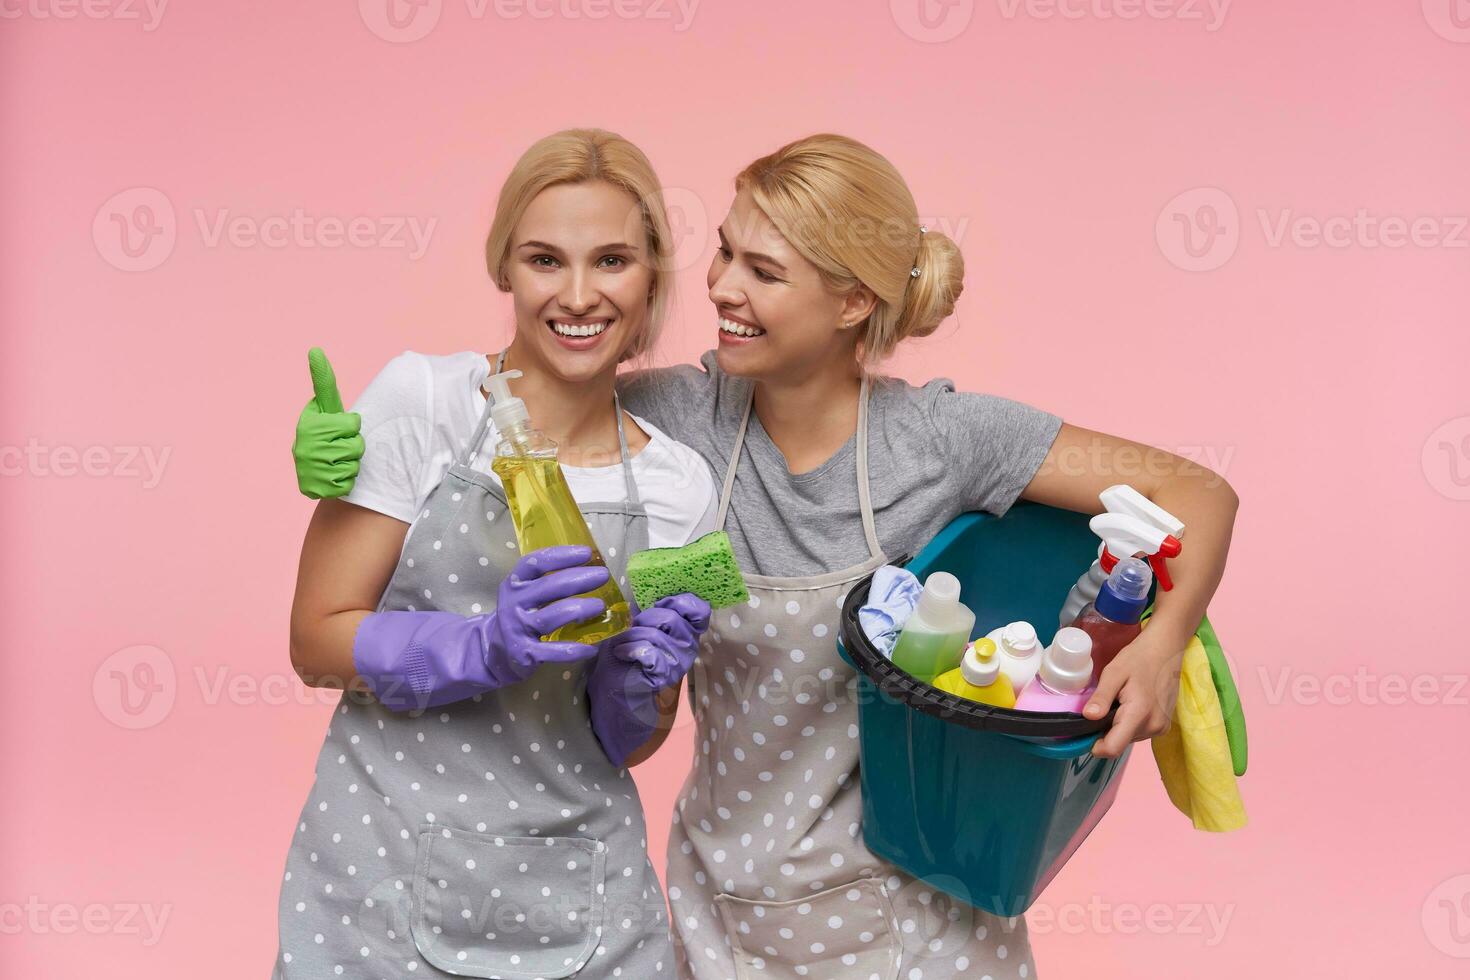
[292,347,364,499]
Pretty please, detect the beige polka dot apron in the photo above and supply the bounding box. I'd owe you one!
[274,352,673,979]
[665,377,1035,980]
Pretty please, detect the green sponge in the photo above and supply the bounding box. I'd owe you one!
[626,531,749,611]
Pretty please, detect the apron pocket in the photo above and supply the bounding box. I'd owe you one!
[410,824,606,979]
[714,876,900,980]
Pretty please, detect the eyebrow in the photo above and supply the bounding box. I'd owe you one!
[717,226,788,273]
[517,240,637,253]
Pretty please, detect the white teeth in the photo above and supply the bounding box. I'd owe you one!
[550,320,610,338]
[718,317,764,337]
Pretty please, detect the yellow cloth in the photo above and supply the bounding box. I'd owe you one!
[1151,636,1247,832]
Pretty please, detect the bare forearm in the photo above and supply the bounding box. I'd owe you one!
[1143,471,1239,647]
[290,609,374,691]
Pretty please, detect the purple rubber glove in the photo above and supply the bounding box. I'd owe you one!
[352,545,611,711]
[587,593,712,767]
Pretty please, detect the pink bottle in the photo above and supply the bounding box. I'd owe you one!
[1014,627,1096,713]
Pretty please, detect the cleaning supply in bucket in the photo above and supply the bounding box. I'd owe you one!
[857,564,923,657]
[933,638,1017,708]
[1070,557,1152,684]
[626,530,749,610]
[485,369,630,645]
[1060,484,1183,626]
[1014,626,1095,713]
[987,621,1042,690]
[889,571,974,683]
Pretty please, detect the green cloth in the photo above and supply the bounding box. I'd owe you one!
[1196,613,1248,776]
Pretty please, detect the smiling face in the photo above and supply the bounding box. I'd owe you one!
[502,180,655,384]
[708,186,874,384]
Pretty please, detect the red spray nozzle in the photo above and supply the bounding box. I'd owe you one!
[1100,534,1183,592]
[1149,535,1183,592]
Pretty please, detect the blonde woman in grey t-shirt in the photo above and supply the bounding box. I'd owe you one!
[615,134,1238,980]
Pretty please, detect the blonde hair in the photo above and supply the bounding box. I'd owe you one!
[735,133,963,362]
[485,129,674,360]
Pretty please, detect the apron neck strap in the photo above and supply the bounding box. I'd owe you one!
[715,374,881,561]
[459,350,638,499]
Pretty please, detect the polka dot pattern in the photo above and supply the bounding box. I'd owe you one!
[666,568,1032,978]
[273,430,673,978]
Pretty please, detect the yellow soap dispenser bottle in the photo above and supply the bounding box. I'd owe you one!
[932,638,1017,708]
[485,369,630,644]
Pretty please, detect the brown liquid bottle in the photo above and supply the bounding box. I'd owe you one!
[1067,556,1152,684]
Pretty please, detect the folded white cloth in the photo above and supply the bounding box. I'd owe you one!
[858,565,923,658]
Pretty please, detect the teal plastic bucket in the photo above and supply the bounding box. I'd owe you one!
[836,503,1135,917]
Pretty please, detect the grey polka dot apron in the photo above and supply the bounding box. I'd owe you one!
[274,352,673,979]
[665,376,1035,980]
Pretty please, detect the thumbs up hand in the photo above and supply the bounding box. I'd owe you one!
[293,347,365,499]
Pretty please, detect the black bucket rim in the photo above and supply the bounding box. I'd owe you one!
[838,561,1116,739]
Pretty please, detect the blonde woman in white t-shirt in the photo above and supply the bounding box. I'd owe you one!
[274,130,715,979]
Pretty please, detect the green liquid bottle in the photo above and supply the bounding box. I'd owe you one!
[889,571,975,684]
[485,369,630,646]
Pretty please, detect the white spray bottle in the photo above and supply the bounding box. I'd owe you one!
[1059,485,1185,627]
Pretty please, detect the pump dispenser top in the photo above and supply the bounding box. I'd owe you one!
[485,369,531,435]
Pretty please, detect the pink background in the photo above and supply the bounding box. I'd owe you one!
[3,2,1467,977]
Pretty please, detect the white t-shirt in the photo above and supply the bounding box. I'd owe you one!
[344,351,718,549]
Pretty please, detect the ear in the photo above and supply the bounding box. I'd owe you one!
[839,284,879,328]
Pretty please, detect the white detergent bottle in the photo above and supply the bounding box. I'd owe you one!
[1060,484,1185,627]
[889,572,975,684]
[984,621,1043,690]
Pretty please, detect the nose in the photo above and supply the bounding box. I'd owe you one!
[707,260,744,310]
[558,267,598,315]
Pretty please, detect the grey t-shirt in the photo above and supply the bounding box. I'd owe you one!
[618,351,1063,577]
